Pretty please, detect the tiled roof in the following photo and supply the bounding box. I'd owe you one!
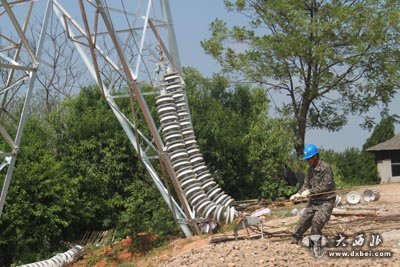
[366,134,400,151]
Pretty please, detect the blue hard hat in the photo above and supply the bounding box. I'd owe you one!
[303,144,319,160]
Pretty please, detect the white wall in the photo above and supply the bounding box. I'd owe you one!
[377,160,391,183]
[377,159,400,183]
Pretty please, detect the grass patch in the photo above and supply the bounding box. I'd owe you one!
[84,246,106,266]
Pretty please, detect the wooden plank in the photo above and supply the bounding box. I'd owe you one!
[332,209,377,216]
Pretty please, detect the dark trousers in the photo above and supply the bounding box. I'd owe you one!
[293,199,334,237]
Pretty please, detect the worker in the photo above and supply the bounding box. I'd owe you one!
[289,144,336,245]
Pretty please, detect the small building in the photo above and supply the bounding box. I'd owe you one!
[366,134,400,183]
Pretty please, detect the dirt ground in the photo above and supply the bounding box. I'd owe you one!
[75,183,400,267]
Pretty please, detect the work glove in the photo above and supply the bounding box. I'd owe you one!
[300,189,311,198]
[290,193,301,201]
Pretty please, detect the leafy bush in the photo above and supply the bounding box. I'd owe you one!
[117,179,180,245]
[259,178,297,200]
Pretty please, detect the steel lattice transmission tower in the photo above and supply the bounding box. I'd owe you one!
[0,0,53,220]
[0,0,238,237]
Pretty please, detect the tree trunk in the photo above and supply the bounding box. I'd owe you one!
[294,99,310,157]
[294,128,305,158]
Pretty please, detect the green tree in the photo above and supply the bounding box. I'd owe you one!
[363,116,396,151]
[360,116,396,183]
[185,69,253,198]
[202,0,400,156]
[49,86,143,235]
[185,68,295,199]
[0,117,78,265]
[117,178,180,244]
[320,148,353,188]
[245,89,296,199]
[337,147,362,182]
[50,85,179,244]
[0,86,176,264]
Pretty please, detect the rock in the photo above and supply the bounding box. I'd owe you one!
[382,230,400,242]
[291,208,298,216]
[299,208,305,216]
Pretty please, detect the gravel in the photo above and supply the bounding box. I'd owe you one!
[157,183,400,267]
[161,237,399,267]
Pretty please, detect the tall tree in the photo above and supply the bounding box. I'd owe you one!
[363,116,396,150]
[202,0,400,156]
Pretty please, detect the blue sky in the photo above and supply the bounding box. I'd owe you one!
[171,1,400,152]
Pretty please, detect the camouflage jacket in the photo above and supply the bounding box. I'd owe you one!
[299,159,336,202]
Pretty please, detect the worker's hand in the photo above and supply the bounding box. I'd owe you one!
[300,189,310,198]
[290,193,301,201]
